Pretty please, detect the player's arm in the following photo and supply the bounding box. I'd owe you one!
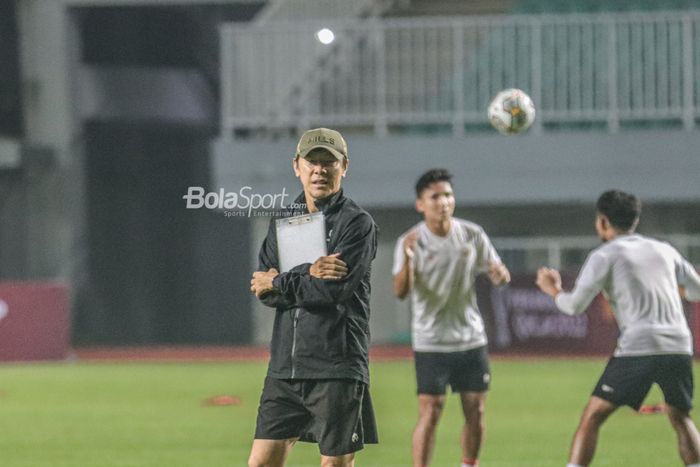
[476,227,510,286]
[487,261,510,286]
[536,251,609,315]
[393,230,417,300]
[271,213,376,308]
[535,267,563,297]
[676,256,700,301]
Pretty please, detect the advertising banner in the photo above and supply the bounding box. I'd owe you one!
[479,274,697,355]
[0,282,70,362]
[480,274,619,355]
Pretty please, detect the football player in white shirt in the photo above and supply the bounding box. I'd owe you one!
[536,190,700,467]
[393,169,511,467]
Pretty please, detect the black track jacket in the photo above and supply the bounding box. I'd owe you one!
[257,189,377,383]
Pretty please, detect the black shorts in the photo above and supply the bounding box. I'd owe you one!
[592,354,694,412]
[414,346,491,395]
[254,377,379,456]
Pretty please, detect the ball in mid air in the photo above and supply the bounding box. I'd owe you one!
[488,88,536,135]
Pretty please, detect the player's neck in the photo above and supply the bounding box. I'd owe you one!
[306,199,318,212]
[302,189,318,213]
[607,228,635,241]
[426,218,452,237]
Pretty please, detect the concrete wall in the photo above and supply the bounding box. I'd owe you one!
[212,129,700,208]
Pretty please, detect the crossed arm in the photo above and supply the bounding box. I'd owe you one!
[250,253,348,298]
[250,214,376,308]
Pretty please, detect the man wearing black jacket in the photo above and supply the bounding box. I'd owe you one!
[248,128,378,467]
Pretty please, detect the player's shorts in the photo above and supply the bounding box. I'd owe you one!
[414,346,491,395]
[254,377,379,456]
[592,354,694,412]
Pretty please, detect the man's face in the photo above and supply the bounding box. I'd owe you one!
[416,181,455,223]
[293,148,348,200]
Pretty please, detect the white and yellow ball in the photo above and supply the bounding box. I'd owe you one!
[488,88,536,135]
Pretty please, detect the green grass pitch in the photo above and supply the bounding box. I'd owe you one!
[0,358,692,466]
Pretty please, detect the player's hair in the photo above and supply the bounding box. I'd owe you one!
[415,168,453,198]
[596,190,641,230]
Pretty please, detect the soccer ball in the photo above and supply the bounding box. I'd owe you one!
[488,88,536,135]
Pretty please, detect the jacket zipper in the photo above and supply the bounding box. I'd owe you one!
[291,308,300,379]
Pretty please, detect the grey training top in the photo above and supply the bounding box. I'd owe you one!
[393,218,500,352]
[555,234,700,356]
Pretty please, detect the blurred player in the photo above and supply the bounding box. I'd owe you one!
[249,128,378,467]
[536,189,700,467]
[393,168,510,467]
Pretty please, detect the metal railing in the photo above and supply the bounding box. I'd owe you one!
[257,0,376,23]
[221,10,700,137]
[222,0,397,137]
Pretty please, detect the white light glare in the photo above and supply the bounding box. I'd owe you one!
[315,28,335,45]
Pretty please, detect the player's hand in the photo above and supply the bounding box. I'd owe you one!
[403,229,418,260]
[487,261,511,285]
[250,268,279,298]
[310,253,348,280]
[536,267,562,298]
